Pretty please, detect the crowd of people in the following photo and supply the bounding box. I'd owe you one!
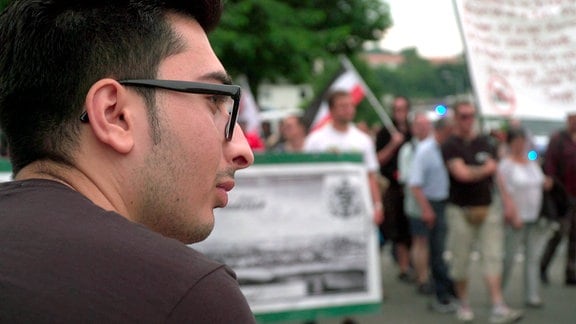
[242,94,576,324]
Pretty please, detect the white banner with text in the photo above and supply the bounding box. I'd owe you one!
[454,0,576,120]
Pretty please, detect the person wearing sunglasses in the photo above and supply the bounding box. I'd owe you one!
[441,101,522,323]
[0,0,255,322]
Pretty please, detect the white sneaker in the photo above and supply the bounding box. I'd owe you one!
[489,306,523,323]
[428,299,458,314]
[525,296,543,308]
[457,305,474,322]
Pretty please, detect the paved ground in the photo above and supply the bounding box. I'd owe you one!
[283,241,576,324]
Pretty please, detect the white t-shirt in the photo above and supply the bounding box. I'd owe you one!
[304,123,379,172]
[498,157,544,222]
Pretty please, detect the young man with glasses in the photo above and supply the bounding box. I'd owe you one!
[0,0,255,322]
[442,101,522,323]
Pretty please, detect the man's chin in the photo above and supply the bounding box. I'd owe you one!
[184,221,215,244]
[157,220,214,244]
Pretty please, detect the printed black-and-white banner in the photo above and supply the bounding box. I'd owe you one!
[193,157,382,318]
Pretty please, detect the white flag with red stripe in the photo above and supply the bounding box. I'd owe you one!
[308,68,366,132]
[237,75,262,135]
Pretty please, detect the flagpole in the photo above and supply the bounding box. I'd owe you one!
[339,55,398,134]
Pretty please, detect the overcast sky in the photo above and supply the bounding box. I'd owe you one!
[379,0,464,58]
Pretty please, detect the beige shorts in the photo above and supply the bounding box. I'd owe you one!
[446,201,504,280]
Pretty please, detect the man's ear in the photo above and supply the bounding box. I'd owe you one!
[83,79,136,154]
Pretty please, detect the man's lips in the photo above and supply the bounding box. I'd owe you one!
[217,180,235,192]
[215,180,235,207]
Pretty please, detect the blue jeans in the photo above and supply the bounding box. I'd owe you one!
[429,199,455,302]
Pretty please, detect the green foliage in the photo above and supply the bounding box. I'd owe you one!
[352,57,387,126]
[211,0,392,89]
[373,49,470,97]
[356,49,472,127]
[0,0,9,11]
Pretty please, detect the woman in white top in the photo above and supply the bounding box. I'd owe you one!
[498,127,553,307]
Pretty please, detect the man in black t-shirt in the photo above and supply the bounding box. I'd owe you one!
[375,95,413,281]
[442,102,522,323]
[0,1,256,322]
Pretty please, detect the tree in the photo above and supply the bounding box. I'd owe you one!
[0,0,391,97]
[211,0,392,90]
[372,49,471,100]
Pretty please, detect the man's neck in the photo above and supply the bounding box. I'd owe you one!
[15,160,122,216]
[395,120,408,133]
[287,138,305,152]
[15,161,77,189]
[332,120,350,132]
[456,129,476,141]
[510,150,527,162]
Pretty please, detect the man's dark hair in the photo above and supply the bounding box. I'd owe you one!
[452,100,474,115]
[0,0,223,174]
[326,90,350,110]
[392,95,411,110]
[506,127,527,144]
[281,115,306,128]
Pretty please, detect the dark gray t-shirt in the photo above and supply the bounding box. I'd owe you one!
[442,135,497,207]
[0,179,256,323]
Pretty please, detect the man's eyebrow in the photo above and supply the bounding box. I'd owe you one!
[199,71,233,85]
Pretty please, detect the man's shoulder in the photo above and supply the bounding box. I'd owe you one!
[349,125,372,142]
[375,125,393,145]
[410,138,432,162]
[441,135,469,161]
[304,126,330,150]
[442,135,461,148]
[443,134,492,148]
[398,139,414,155]
[305,124,332,141]
[550,129,569,143]
[473,133,494,144]
[1,179,226,275]
[498,156,513,169]
[376,125,391,137]
[0,181,237,321]
[415,137,435,152]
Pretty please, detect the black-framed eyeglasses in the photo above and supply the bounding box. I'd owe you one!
[79,79,241,141]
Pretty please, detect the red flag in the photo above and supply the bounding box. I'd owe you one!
[307,69,366,132]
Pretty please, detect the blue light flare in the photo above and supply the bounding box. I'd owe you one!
[528,150,538,161]
[435,104,447,116]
